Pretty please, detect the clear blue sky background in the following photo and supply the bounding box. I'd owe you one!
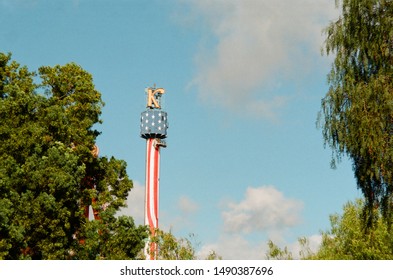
[1,0,361,259]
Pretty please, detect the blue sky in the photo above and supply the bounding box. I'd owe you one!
[1,0,361,259]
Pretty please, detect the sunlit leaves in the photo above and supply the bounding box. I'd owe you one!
[0,53,146,259]
[315,199,393,259]
[319,0,393,223]
[150,229,197,260]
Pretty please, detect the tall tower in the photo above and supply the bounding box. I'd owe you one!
[140,86,168,260]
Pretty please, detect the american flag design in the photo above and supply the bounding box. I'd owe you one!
[145,138,161,259]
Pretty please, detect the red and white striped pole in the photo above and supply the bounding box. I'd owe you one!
[141,87,168,260]
[145,138,160,259]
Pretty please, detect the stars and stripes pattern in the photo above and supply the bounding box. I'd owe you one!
[145,138,161,260]
[140,110,168,139]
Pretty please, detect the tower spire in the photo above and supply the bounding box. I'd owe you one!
[140,86,168,260]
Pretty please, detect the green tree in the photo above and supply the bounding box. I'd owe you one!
[265,240,293,260]
[266,199,393,260]
[265,238,314,260]
[144,229,222,260]
[205,250,222,260]
[0,53,148,259]
[319,0,393,225]
[315,199,393,259]
[149,229,197,260]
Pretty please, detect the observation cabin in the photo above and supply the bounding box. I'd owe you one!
[140,87,168,140]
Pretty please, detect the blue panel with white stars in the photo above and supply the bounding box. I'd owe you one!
[140,110,168,139]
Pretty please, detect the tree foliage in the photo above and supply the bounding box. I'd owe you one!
[265,237,314,260]
[149,229,197,260]
[144,229,222,260]
[0,53,148,259]
[315,199,393,259]
[319,0,393,225]
[266,199,393,260]
[265,240,293,260]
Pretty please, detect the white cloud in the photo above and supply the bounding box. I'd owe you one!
[288,234,322,259]
[222,186,303,235]
[198,233,322,260]
[184,0,338,119]
[117,182,200,232]
[198,234,266,260]
[196,185,307,259]
[119,181,313,260]
[178,195,199,213]
[117,181,145,225]
[161,195,200,232]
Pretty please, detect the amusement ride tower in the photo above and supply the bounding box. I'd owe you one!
[140,86,168,260]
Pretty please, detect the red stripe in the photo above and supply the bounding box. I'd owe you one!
[146,139,154,232]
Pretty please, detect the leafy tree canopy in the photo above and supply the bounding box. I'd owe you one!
[266,199,393,260]
[143,229,222,260]
[315,199,393,259]
[319,0,393,225]
[0,53,148,259]
[150,229,197,260]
